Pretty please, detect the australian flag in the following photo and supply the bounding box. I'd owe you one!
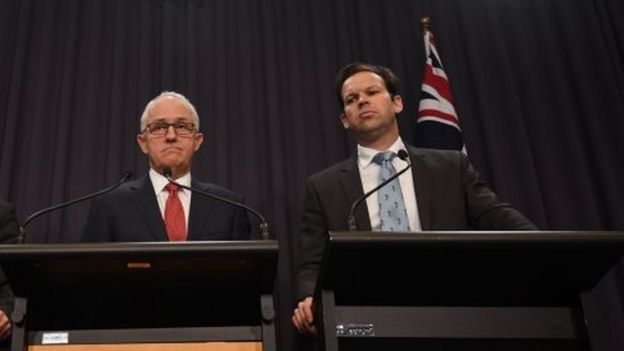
[414,28,465,152]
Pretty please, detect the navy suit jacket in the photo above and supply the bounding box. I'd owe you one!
[294,146,537,300]
[81,175,252,242]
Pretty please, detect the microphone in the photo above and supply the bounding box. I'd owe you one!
[347,149,411,231]
[19,171,133,243]
[162,167,270,240]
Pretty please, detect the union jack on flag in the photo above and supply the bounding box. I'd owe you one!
[414,28,465,152]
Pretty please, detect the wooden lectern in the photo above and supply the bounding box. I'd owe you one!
[316,231,624,351]
[0,241,278,351]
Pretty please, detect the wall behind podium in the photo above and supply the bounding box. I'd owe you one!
[0,0,623,350]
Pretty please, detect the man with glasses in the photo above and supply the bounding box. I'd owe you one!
[81,92,251,242]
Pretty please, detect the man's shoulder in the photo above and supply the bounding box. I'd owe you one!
[407,145,466,168]
[0,199,13,214]
[94,176,147,203]
[192,179,245,202]
[307,157,354,183]
[407,145,462,159]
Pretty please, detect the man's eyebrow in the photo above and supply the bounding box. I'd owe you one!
[151,117,192,122]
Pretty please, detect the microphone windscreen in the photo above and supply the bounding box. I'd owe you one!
[398,149,409,161]
[162,167,173,178]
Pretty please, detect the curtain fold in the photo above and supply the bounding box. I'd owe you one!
[1,0,623,349]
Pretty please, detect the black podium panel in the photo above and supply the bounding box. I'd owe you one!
[316,231,624,351]
[0,240,278,349]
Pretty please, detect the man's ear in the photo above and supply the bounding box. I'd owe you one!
[193,133,204,152]
[137,134,148,154]
[339,113,350,130]
[392,95,404,114]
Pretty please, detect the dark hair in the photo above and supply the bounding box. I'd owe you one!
[335,62,400,108]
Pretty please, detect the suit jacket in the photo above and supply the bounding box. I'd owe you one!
[81,175,252,242]
[294,146,537,300]
[0,199,19,318]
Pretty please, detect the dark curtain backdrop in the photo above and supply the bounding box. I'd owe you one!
[1,0,623,350]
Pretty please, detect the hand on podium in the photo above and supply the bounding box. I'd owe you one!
[0,310,10,341]
[292,296,318,336]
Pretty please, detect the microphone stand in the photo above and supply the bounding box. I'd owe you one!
[163,169,270,240]
[18,171,133,243]
[347,150,411,231]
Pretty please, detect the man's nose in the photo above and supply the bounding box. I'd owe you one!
[165,125,177,140]
[357,96,369,107]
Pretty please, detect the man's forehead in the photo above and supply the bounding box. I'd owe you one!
[342,72,385,95]
[149,117,191,123]
[148,98,192,119]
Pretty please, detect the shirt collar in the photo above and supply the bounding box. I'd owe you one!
[357,137,407,169]
[149,168,191,194]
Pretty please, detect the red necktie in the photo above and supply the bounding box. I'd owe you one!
[164,183,187,241]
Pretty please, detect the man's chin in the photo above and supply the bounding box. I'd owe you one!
[164,163,191,174]
[354,125,384,137]
[152,161,181,171]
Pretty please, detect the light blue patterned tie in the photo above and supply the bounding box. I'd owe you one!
[373,151,410,232]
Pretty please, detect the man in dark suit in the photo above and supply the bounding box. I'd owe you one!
[292,63,537,335]
[0,199,19,346]
[81,92,251,242]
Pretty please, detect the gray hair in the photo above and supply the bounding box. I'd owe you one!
[139,91,200,131]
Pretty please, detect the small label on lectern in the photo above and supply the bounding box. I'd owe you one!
[336,324,375,337]
[42,332,69,344]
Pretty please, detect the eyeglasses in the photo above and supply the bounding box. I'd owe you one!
[143,121,196,136]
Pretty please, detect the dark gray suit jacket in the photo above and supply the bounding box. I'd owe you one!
[295,146,537,300]
[0,200,19,319]
[81,175,252,242]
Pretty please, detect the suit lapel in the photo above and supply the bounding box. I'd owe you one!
[409,147,432,230]
[130,176,168,241]
[339,157,372,231]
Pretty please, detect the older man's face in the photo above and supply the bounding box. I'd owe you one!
[137,97,203,178]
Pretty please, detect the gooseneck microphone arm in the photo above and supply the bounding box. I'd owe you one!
[347,149,412,231]
[18,171,133,243]
[162,167,270,240]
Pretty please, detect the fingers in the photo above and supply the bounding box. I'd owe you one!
[292,303,311,333]
[0,311,11,341]
[300,297,314,323]
[291,297,318,336]
[292,311,316,335]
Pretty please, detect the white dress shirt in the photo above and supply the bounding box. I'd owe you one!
[149,168,192,230]
[358,137,422,231]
